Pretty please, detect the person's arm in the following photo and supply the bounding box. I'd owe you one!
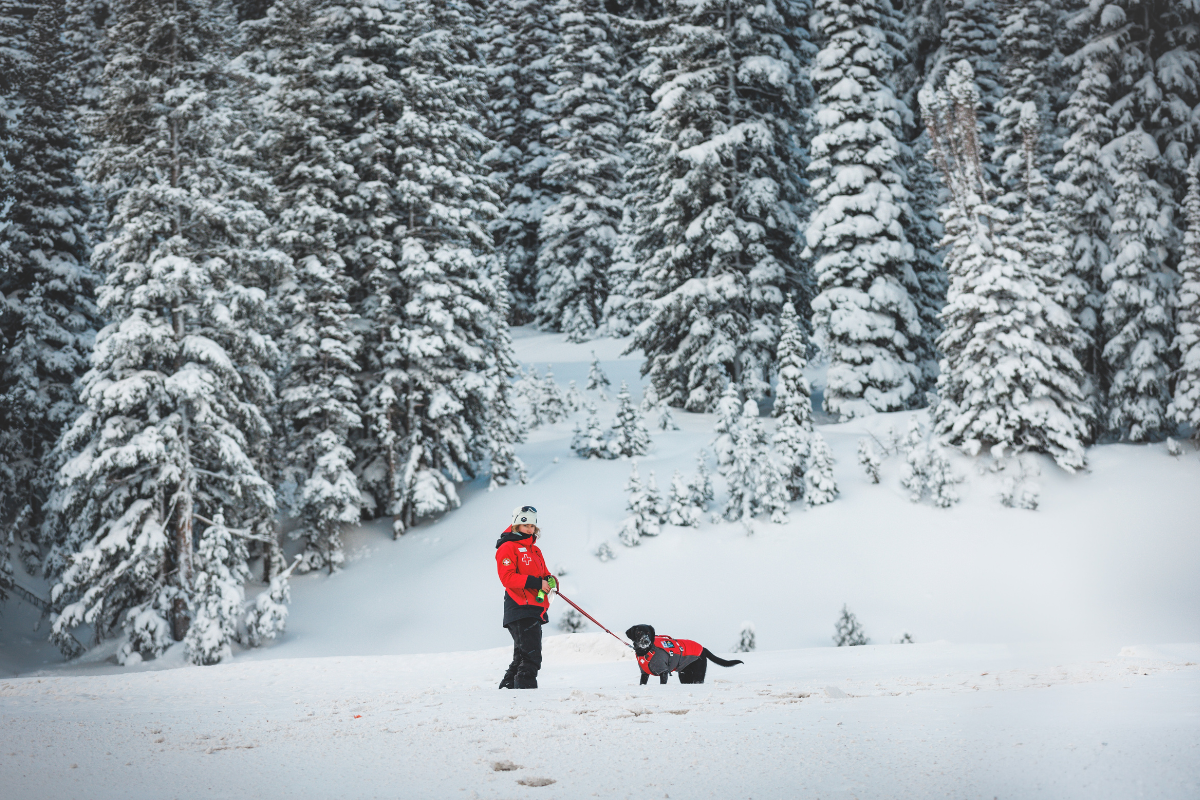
[496,545,542,593]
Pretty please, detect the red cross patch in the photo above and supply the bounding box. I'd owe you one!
[502,558,512,566]
[520,554,532,565]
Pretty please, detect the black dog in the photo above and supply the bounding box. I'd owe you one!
[626,624,744,685]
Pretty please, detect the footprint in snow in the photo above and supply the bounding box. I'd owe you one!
[491,760,521,772]
[517,777,556,787]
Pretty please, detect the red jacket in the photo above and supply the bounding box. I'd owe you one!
[636,635,704,676]
[496,527,550,610]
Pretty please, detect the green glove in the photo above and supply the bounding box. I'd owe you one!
[547,575,558,592]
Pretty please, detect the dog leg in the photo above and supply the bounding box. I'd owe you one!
[660,673,668,685]
[639,672,649,686]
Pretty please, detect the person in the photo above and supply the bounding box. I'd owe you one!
[496,505,557,689]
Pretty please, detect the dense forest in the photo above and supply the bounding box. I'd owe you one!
[1,0,1197,664]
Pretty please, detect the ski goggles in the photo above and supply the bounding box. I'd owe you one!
[519,505,537,514]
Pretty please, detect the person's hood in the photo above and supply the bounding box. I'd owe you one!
[496,527,535,549]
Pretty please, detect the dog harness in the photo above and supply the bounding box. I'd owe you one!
[636,635,704,676]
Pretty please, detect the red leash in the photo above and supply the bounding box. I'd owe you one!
[554,590,632,649]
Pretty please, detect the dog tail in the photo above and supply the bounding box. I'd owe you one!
[702,648,743,668]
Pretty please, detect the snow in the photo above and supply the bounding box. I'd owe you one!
[3,329,1199,796]
[1,639,1197,798]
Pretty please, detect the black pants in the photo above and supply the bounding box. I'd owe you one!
[501,617,542,689]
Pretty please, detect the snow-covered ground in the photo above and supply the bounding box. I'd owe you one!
[2,637,1197,799]
[2,328,1199,796]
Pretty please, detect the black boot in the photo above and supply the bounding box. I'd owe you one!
[515,670,538,689]
[499,664,518,689]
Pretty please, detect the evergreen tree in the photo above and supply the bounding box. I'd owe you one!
[1102,134,1174,442]
[539,365,570,424]
[45,0,280,661]
[803,433,838,507]
[924,62,1090,470]
[732,621,756,652]
[609,381,650,457]
[666,469,699,527]
[184,513,250,665]
[618,461,660,545]
[244,555,298,647]
[721,398,789,523]
[355,0,516,536]
[687,449,715,512]
[627,0,814,411]
[534,0,628,340]
[1170,165,1200,440]
[482,0,560,321]
[586,350,611,396]
[571,402,612,459]
[0,0,99,575]
[246,0,364,573]
[771,299,815,501]
[833,604,869,646]
[711,382,743,471]
[807,0,927,419]
[932,0,1002,169]
[994,0,1058,208]
[1053,27,1115,407]
[856,438,881,483]
[484,285,528,488]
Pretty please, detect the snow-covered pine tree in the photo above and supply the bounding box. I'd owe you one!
[994,0,1059,209]
[923,62,1090,470]
[732,621,756,652]
[1170,164,1200,440]
[666,469,699,527]
[627,0,814,411]
[534,0,627,340]
[618,461,660,545]
[803,434,838,507]
[833,604,869,646]
[484,284,528,489]
[722,398,788,523]
[571,402,612,459]
[711,382,743,471]
[355,0,515,536]
[586,351,611,396]
[931,0,1002,171]
[0,0,99,575]
[807,0,927,419]
[856,438,881,483]
[44,0,280,662]
[687,449,715,512]
[1102,133,1175,442]
[565,379,582,413]
[244,553,300,647]
[245,0,364,574]
[184,513,250,665]
[482,0,559,321]
[898,415,961,507]
[609,381,650,457]
[771,299,815,501]
[539,365,570,424]
[558,608,585,632]
[1053,21,1115,411]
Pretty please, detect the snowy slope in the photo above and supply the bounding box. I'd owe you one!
[2,328,1199,797]
[2,328,1200,675]
[1,638,1197,799]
